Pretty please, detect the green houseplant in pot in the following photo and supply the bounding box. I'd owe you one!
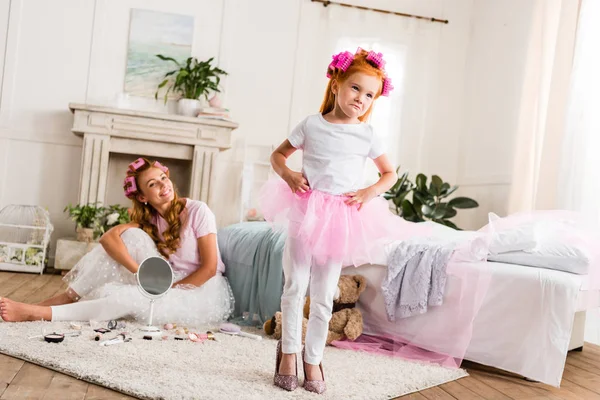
[98,204,130,236]
[63,203,104,242]
[383,167,479,230]
[154,55,227,117]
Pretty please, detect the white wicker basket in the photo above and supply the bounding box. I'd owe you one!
[0,205,53,274]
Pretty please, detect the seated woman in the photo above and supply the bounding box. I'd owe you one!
[0,157,234,326]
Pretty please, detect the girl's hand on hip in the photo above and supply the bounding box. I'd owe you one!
[344,187,377,210]
[283,171,310,194]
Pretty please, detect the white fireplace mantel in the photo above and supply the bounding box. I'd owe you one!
[69,103,238,209]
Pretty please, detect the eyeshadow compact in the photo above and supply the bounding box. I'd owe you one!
[44,333,65,343]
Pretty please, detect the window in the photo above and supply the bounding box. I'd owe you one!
[334,39,406,185]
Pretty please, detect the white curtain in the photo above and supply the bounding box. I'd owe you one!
[557,0,600,220]
[507,0,579,213]
[287,2,442,182]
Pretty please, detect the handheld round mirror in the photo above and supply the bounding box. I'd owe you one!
[136,256,174,336]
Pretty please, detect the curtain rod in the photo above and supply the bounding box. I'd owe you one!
[310,0,449,24]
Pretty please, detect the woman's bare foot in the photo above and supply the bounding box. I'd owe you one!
[279,353,297,376]
[304,362,324,381]
[0,297,51,322]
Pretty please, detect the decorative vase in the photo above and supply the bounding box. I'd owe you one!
[209,95,222,108]
[177,99,203,117]
[76,227,94,243]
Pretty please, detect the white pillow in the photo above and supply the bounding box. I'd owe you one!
[487,217,593,274]
[485,213,537,255]
[488,248,589,275]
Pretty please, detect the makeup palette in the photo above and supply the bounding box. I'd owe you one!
[44,333,64,343]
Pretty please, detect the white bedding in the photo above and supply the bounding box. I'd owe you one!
[345,260,598,387]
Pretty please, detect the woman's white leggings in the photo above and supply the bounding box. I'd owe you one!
[51,286,143,322]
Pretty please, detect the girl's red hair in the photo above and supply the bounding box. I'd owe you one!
[320,49,387,122]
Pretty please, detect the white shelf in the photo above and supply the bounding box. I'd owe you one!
[0,241,44,249]
[0,262,43,274]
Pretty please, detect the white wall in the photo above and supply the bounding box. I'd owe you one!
[453,0,536,230]
[0,0,94,260]
[0,0,540,264]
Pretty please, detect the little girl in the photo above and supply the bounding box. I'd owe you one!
[262,48,410,394]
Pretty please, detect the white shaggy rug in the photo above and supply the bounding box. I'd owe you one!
[0,321,467,400]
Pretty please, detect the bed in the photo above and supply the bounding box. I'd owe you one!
[346,260,596,387]
[219,221,598,387]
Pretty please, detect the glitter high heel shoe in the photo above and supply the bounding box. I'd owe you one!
[302,348,326,394]
[274,340,299,391]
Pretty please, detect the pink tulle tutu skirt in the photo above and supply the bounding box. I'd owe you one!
[259,179,430,266]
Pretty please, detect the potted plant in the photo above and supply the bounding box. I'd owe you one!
[63,203,103,242]
[383,167,479,230]
[154,56,228,117]
[98,205,131,235]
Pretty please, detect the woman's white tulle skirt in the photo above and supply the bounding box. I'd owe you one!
[62,228,234,327]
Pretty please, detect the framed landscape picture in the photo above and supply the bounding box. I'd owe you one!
[124,9,194,97]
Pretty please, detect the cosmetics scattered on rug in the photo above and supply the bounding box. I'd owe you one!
[27,320,263,346]
[157,323,218,343]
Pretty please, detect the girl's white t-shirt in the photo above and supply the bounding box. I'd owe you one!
[288,114,385,196]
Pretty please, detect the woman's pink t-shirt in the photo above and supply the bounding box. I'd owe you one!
[154,199,225,277]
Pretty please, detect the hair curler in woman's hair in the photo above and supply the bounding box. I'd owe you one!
[122,158,170,199]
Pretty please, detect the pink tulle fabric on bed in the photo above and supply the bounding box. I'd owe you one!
[330,255,493,368]
[331,209,600,366]
[260,177,600,368]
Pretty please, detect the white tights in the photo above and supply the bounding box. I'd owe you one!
[51,287,145,322]
[280,238,342,365]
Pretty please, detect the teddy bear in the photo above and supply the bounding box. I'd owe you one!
[264,274,367,345]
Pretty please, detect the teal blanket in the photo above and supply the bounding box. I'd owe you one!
[218,222,286,325]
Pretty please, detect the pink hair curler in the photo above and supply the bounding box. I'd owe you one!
[327,51,354,78]
[153,161,169,174]
[366,50,386,70]
[129,158,145,171]
[381,77,394,97]
[123,176,137,197]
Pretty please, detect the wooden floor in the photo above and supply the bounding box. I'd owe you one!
[1,271,600,400]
